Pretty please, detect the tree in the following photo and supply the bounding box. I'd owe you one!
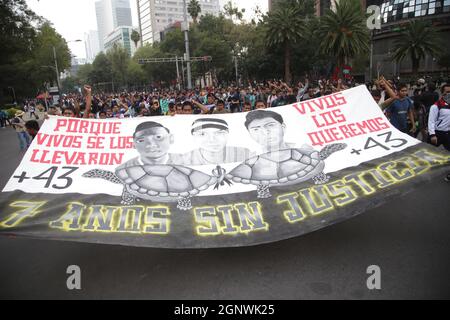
[438,51,450,74]
[194,37,233,81]
[188,0,201,24]
[133,44,176,84]
[392,20,441,76]
[61,76,80,94]
[127,60,146,88]
[160,29,185,55]
[223,1,245,22]
[131,29,140,49]
[0,0,42,103]
[32,22,71,86]
[317,0,369,70]
[265,1,311,83]
[90,52,113,87]
[106,44,131,89]
[76,63,93,85]
[0,0,40,66]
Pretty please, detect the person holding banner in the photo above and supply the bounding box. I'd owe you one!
[381,79,416,134]
[212,100,230,114]
[191,93,217,114]
[428,84,450,152]
[11,111,31,151]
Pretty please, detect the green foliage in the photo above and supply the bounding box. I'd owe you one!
[223,1,245,22]
[76,64,93,85]
[0,0,40,66]
[188,0,202,24]
[90,52,113,86]
[438,51,450,72]
[1,0,402,94]
[106,44,131,88]
[392,20,442,75]
[127,60,146,86]
[133,44,176,84]
[160,29,185,55]
[265,0,314,83]
[0,0,72,104]
[131,29,140,48]
[61,77,81,94]
[317,0,370,67]
[32,22,71,84]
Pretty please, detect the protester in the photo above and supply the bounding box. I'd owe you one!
[242,101,252,112]
[255,100,267,109]
[182,101,193,115]
[25,120,40,141]
[11,111,31,151]
[420,83,440,113]
[381,81,416,134]
[428,84,450,152]
[0,109,7,128]
[412,99,428,142]
[212,100,230,114]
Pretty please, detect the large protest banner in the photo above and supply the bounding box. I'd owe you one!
[0,86,449,248]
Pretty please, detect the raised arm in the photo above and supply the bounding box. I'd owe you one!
[380,76,397,99]
[191,99,211,114]
[83,85,92,119]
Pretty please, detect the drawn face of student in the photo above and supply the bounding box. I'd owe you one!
[246,112,286,153]
[192,120,229,154]
[134,126,174,160]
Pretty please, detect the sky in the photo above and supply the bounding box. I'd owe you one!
[26,0,269,60]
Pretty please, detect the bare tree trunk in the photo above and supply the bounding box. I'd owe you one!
[412,58,419,76]
[284,42,292,84]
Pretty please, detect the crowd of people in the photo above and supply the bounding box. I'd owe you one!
[4,77,450,181]
[17,78,354,120]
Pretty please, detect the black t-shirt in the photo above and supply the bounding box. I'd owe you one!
[286,95,297,105]
[149,106,161,116]
[420,91,439,111]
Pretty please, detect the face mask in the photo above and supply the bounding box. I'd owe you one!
[443,93,450,104]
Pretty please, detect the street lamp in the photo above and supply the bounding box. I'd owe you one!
[182,0,192,89]
[165,53,181,90]
[233,45,247,87]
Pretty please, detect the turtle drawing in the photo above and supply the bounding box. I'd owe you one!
[82,164,224,210]
[226,143,347,198]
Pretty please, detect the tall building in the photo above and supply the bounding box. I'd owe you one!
[136,0,221,45]
[85,30,100,63]
[372,0,450,77]
[104,26,138,57]
[95,0,133,51]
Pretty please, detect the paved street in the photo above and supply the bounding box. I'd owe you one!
[0,127,449,299]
